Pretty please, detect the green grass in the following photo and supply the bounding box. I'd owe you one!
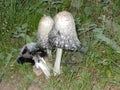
[0,0,120,90]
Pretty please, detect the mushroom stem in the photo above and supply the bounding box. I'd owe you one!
[33,55,50,78]
[47,49,52,61]
[54,48,63,76]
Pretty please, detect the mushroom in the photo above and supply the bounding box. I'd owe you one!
[36,15,54,77]
[37,15,54,60]
[16,42,51,77]
[16,42,40,65]
[48,11,82,75]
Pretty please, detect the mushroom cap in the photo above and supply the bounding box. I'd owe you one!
[49,11,81,51]
[16,42,38,64]
[37,15,54,49]
[16,42,47,64]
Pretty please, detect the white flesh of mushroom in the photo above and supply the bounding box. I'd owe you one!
[33,55,50,78]
[53,48,63,75]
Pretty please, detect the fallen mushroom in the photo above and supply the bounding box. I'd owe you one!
[33,54,51,78]
[16,42,51,77]
[16,42,40,65]
[49,11,82,75]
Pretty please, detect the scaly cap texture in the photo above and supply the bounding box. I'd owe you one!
[49,11,81,51]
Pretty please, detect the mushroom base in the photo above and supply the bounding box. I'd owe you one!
[54,48,63,76]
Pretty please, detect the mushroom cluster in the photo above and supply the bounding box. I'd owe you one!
[17,11,83,78]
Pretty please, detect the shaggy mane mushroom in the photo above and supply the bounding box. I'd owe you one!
[49,11,82,75]
[36,15,54,77]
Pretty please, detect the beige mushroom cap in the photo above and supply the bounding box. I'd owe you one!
[37,15,54,49]
[49,11,81,51]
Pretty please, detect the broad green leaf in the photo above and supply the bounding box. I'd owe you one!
[113,22,120,32]
[88,23,97,28]
[106,69,111,77]
[6,53,12,62]
[16,27,22,32]
[71,0,83,9]
[93,27,105,34]
[0,53,5,60]
[96,34,120,53]
[25,35,32,43]
[84,7,92,17]
[22,23,28,29]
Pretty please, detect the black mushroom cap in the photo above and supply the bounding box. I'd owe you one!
[48,11,81,51]
[37,15,54,49]
[16,42,47,65]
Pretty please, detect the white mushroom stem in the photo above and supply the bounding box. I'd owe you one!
[33,55,50,78]
[47,49,52,60]
[54,48,63,76]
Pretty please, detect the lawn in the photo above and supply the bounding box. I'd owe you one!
[0,0,120,90]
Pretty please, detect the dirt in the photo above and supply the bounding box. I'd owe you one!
[0,70,47,90]
[0,78,47,90]
[0,77,120,90]
[0,79,18,90]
